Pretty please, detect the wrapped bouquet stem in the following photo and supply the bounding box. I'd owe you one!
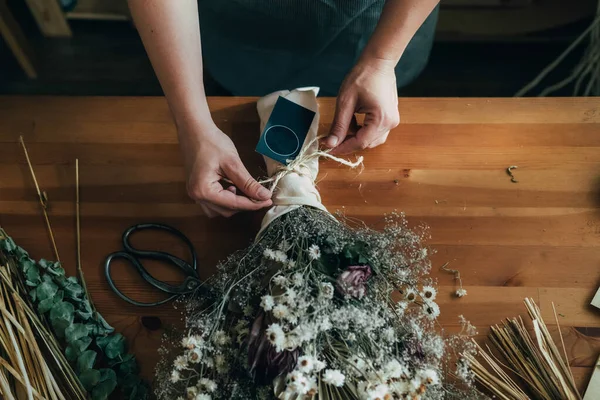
[156,89,480,400]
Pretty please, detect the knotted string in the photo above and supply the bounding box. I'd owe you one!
[259,135,364,193]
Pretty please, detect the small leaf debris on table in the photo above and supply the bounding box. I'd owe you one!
[506,165,519,183]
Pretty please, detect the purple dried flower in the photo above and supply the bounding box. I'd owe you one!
[336,265,372,299]
[247,310,298,384]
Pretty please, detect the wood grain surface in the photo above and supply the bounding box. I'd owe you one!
[1,96,599,395]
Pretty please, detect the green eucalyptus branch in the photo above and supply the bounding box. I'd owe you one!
[0,232,149,400]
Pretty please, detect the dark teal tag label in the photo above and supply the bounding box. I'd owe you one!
[256,96,315,165]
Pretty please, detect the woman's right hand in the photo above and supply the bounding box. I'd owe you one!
[179,121,273,218]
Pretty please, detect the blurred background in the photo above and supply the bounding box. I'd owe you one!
[1,0,599,97]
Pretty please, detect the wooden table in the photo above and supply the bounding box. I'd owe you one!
[1,96,600,394]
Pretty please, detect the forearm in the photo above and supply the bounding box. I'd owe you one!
[128,0,212,132]
[361,0,439,65]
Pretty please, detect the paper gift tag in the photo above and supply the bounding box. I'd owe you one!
[256,96,315,165]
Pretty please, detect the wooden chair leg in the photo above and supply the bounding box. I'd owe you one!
[0,0,37,78]
[24,0,71,37]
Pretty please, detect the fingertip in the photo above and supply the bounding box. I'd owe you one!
[325,136,339,148]
[256,186,272,200]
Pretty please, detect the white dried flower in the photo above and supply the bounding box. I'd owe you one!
[197,378,217,392]
[421,285,437,301]
[423,301,440,320]
[368,384,390,400]
[313,359,326,372]
[287,259,296,269]
[278,240,290,251]
[243,305,254,317]
[404,288,417,302]
[274,250,288,263]
[390,381,411,396]
[272,304,290,320]
[181,336,199,349]
[188,348,202,364]
[286,370,310,394]
[319,282,334,299]
[194,394,211,400]
[456,288,467,298]
[263,248,276,260]
[419,369,439,385]
[322,369,345,387]
[396,301,409,316]
[202,357,214,368]
[174,355,188,370]
[186,386,198,398]
[170,370,181,383]
[283,288,297,305]
[383,359,406,380]
[319,317,332,331]
[266,323,286,352]
[213,330,230,346]
[297,355,314,373]
[260,295,275,311]
[273,275,288,287]
[308,244,321,260]
[291,272,304,287]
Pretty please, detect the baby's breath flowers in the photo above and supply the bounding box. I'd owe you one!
[156,207,479,400]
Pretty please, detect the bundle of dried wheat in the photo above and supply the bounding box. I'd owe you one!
[464,298,582,400]
[0,231,86,400]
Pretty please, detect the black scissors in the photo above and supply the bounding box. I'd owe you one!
[104,223,208,307]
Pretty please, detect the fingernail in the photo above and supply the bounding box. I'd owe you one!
[327,136,338,147]
[258,186,271,199]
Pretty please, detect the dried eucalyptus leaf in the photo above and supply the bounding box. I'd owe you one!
[65,323,89,343]
[64,283,84,300]
[25,263,41,286]
[96,336,111,352]
[38,259,52,270]
[76,349,97,373]
[99,368,116,383]
[46,264,65,277]
[37,297,57,314]
[94,313,115,333]
[15,245,29,259]
[36,280,58,302]
[66,337,93,362]
[49,301,74,322]
[75,309,93,321]
[92,378,117,400]
[50,301,75,337]
[105,334,126,359]
[79,368,101,391]
[0,237,16,252]
[118,358,139,376]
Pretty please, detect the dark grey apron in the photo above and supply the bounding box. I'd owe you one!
[198,0,438,96]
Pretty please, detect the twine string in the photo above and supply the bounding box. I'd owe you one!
[259,135,364,193]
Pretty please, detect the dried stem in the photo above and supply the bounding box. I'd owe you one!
[19,136,60,262]
[467,298,582,400]
[75,159,95,314]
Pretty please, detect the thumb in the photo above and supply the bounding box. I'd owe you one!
[223,158,271,201]
[326,96,356,148]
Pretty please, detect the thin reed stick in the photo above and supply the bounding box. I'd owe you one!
[18,136,60,262]
[75,159,95,313]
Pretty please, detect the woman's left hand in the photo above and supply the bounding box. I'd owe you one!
[324,58,400,155]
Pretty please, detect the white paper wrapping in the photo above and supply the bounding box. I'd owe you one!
[257,87,330,236]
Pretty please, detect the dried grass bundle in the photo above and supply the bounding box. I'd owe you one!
[0,230,86,400]
[464,298,582,400]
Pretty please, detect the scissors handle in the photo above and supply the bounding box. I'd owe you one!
[122,223,198,277]
[104,251,194,307]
